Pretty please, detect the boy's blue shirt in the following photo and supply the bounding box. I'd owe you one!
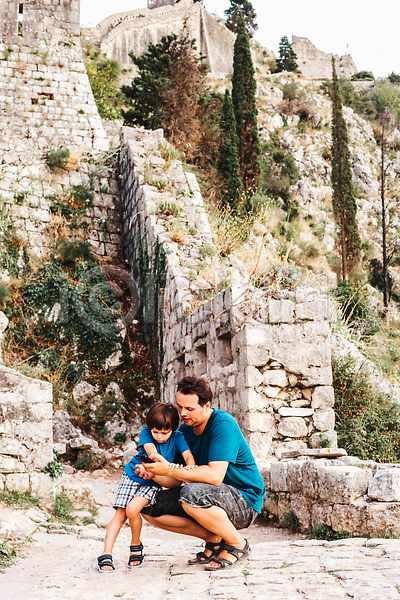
[179,409,266,513]
[124,426,190,486]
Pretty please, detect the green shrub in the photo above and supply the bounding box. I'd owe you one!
[333,353,400,462]
[281,511,299,533]
[55,239,93,264]
[43,458,64,479]
[306,524,351,540]
[159,140,181,161]
[75,451,101,472]
[351,71,374,81]
[46,149,70,171]
[319,433,332,449]
[0,281,11,308]
[389,72,400,85]
[53,494,76,524]
[70,182,93,205]
[82,516,96,526]
[150,176,170,191]
[114,431,127,444]
[199,243,217,258]
[333,279,380,337]
[158,200,182,217]
[14,190,29,205]
[0,541,17,570]
[0,490,41,509]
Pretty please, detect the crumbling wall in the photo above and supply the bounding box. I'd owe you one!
[292,36,357,80]
[263,456,400,537]
[0,365,54,498]
[120,126,335,461]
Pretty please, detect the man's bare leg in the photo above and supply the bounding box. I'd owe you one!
[180,503,246,567]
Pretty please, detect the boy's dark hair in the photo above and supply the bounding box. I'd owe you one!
[177,376,213,407]
[146,402,179,431]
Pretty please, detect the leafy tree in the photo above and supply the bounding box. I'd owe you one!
[231,9,260,196]
[225,0,258,38]
[218,89,243,209]
[160,35,208,159]
[121,35,177,128]
[274,36,299,73]
[330,57,361,279]
[84,47,121,120]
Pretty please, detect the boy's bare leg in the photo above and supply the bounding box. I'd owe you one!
[125,496,151,566]
[100,507,127,570]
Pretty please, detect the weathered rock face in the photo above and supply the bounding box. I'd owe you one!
[0,365,54,496]
[292,36,357,80]
[94,0,236,74]
[120,127,335,461]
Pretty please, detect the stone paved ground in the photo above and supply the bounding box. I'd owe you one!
[1,470,400,600]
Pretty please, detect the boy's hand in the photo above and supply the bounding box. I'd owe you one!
[135,464,154,479]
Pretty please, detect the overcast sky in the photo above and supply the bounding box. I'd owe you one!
[80,0,400,79]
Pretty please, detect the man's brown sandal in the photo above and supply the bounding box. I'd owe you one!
[188,540,225,565]
[204,539,251,571]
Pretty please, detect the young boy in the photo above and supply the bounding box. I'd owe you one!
[97,403,195,572]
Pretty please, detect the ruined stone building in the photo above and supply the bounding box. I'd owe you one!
[92,0,237,74]
[292,35,357,80]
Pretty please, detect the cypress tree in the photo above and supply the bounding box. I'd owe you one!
[218,89,243,210]
[331,57,361,279]
[231,9,260,195]
[225,0,258,38]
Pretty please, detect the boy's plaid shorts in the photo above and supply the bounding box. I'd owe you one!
[113,473,160,509]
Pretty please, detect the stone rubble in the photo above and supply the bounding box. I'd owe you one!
[263,456,400,537]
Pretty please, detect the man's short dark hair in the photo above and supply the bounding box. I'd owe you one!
[146,402,179,431]
[177,377,213,407]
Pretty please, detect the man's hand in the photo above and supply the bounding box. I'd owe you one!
[135,463,154,479]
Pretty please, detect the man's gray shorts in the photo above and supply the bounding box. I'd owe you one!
[141,482,258,530]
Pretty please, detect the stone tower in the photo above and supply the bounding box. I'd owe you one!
[0,0,108,155]
[148,0,183,8]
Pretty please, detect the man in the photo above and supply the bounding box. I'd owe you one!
[139,376,265,570]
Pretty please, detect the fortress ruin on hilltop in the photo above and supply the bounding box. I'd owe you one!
[92,0,237,74]
[292,36,357,80]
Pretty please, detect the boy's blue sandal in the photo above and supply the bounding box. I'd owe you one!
[188,540,225,565]
[204,540,251,571]
[97,554,115,572]
[128,543,144,568]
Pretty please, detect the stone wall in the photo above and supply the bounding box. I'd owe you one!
[0,365,54,498]
[0,1,124,267]
[0,0,108,154]
[263,456,400,537]
[94,0,236,74]
[120,126,335,461]
[292,36,357,80]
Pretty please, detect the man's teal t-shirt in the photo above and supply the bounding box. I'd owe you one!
[179,409,266,514]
